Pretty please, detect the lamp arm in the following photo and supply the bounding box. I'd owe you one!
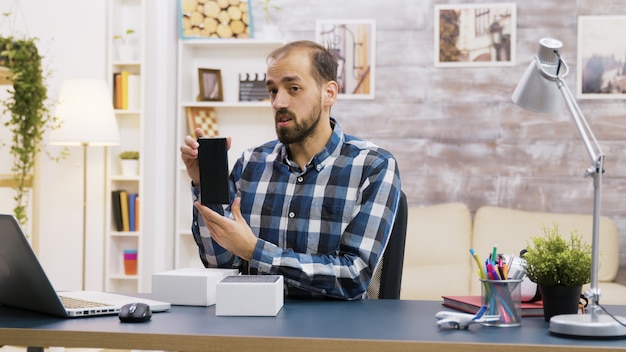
[553,73,605,306]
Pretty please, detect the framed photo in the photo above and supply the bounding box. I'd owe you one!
[186,106,219,137]
[198,68,223,102]
[315,19,376,100]
[178,0,251,39]
[434,3,516,68]
[577,16,626,100]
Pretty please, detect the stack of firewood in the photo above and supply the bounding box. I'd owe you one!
[180,0,250,38]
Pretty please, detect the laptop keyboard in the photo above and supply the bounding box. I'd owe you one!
[60,295,111,309]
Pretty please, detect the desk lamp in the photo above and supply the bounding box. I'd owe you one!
[512,38,626,338]
[49,79,120,290]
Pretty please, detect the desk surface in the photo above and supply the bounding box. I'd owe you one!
[1,299,626,352]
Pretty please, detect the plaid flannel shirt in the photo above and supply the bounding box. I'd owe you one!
[191,118,401,299]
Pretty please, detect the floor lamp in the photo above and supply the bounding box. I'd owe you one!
[49,79,120,290]
[512,38,626,338]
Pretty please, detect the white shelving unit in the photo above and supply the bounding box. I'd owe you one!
[104,0,145,292]
[174,39,283,269]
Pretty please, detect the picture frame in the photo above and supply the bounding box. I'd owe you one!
[186,106,219,137]
[577,16,626,100]
[178,0,252,39]
[434,3,516,68]
[315,19,376,100]
[198,68,223,102]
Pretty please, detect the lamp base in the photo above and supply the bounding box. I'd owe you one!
[549,312,626,338]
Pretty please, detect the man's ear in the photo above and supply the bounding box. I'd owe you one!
[324,81,338,105]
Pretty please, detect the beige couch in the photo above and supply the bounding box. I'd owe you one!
[401,203,626,305]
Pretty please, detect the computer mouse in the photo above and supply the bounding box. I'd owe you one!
[119,302,152,323]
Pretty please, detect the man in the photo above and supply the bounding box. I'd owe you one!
[180,40,401,300]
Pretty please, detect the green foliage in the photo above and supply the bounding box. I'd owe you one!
[524,223,592,286]
[113,29,135,45]
[0,35,59,227]
[119,150,139,160]
[260,0,280,24]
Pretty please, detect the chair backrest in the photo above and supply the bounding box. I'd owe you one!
[367,191,408,299]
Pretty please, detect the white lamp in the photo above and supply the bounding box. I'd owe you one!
[513,38,626,338]
[49,79,120,290]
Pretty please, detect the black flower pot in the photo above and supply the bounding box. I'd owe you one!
[539,284,582,322]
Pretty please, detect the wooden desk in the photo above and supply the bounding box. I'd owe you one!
[0,299,625,351]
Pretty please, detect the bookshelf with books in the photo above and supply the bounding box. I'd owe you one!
[104,0,145,293]
[174,39,283,269]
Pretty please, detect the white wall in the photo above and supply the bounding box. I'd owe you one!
[0,0,177,291]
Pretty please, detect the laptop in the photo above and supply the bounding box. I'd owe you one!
[0,214,171,318]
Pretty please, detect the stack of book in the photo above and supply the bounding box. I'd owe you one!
[441,295,543,317]
[112,71,141,110]
[111,190,140,232]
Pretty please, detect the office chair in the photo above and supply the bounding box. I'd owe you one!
[367,191,408,299]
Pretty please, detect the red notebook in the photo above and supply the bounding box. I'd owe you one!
[442,295,544,317]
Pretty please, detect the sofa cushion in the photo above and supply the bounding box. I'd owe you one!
[470,206,619,296]
[401,202,472,300]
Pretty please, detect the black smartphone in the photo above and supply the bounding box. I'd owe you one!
[197,137,230,205]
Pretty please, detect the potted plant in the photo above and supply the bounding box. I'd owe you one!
[113,29,136,61]
[0,35,59,228]
[523,223,592,321]
[119,150,139,176]
[256,0,281,40]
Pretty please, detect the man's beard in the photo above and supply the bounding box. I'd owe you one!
[275,103,322,145]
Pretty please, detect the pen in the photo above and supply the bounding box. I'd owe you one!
[469,248,487,280]
[492,243,498,264]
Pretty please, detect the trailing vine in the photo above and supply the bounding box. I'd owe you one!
[0,35,57,227]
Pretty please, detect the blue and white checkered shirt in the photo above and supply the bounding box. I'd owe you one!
[191,118,401,300]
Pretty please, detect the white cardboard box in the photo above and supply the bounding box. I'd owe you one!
[215,275,284,316]
[151,267,239,306]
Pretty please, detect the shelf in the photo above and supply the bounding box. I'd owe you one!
[180,38,284,48]
[104,0,145,293]
[180,101,271,108]
[174,38,283,269]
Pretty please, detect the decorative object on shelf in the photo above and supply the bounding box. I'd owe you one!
[178,0,251,39]
[577,16,626,100]
[513,37,626,338]
[315,19,377,100]
[123,249,138,275]
[239,72,268,101]
[197,68,223,101]
[49,79,120,290]
[186,107,219,137]
[523,223,591,321]
[0,34,60,229]
[255,0,281,40]
[113,28,136,61]
[434,3,516,68]
[119,150,140,176]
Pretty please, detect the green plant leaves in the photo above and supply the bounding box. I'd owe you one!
[524,223,592,286]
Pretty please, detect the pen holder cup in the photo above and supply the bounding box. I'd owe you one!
[480,279,522,327]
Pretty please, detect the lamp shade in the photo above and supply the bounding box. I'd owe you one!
[512,38,565,114]
[49,79,120,146]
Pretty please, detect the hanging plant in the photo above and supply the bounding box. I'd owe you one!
[0,35,59,227]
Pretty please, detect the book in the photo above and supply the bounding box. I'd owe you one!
[441,295,544,317]
[127,74,141,110]
[114,72,122,109]
[121,70,130,110]
[134,195,140,231]
[128,193,138,232]
[111,190,123,231]
[119,190,130,232]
